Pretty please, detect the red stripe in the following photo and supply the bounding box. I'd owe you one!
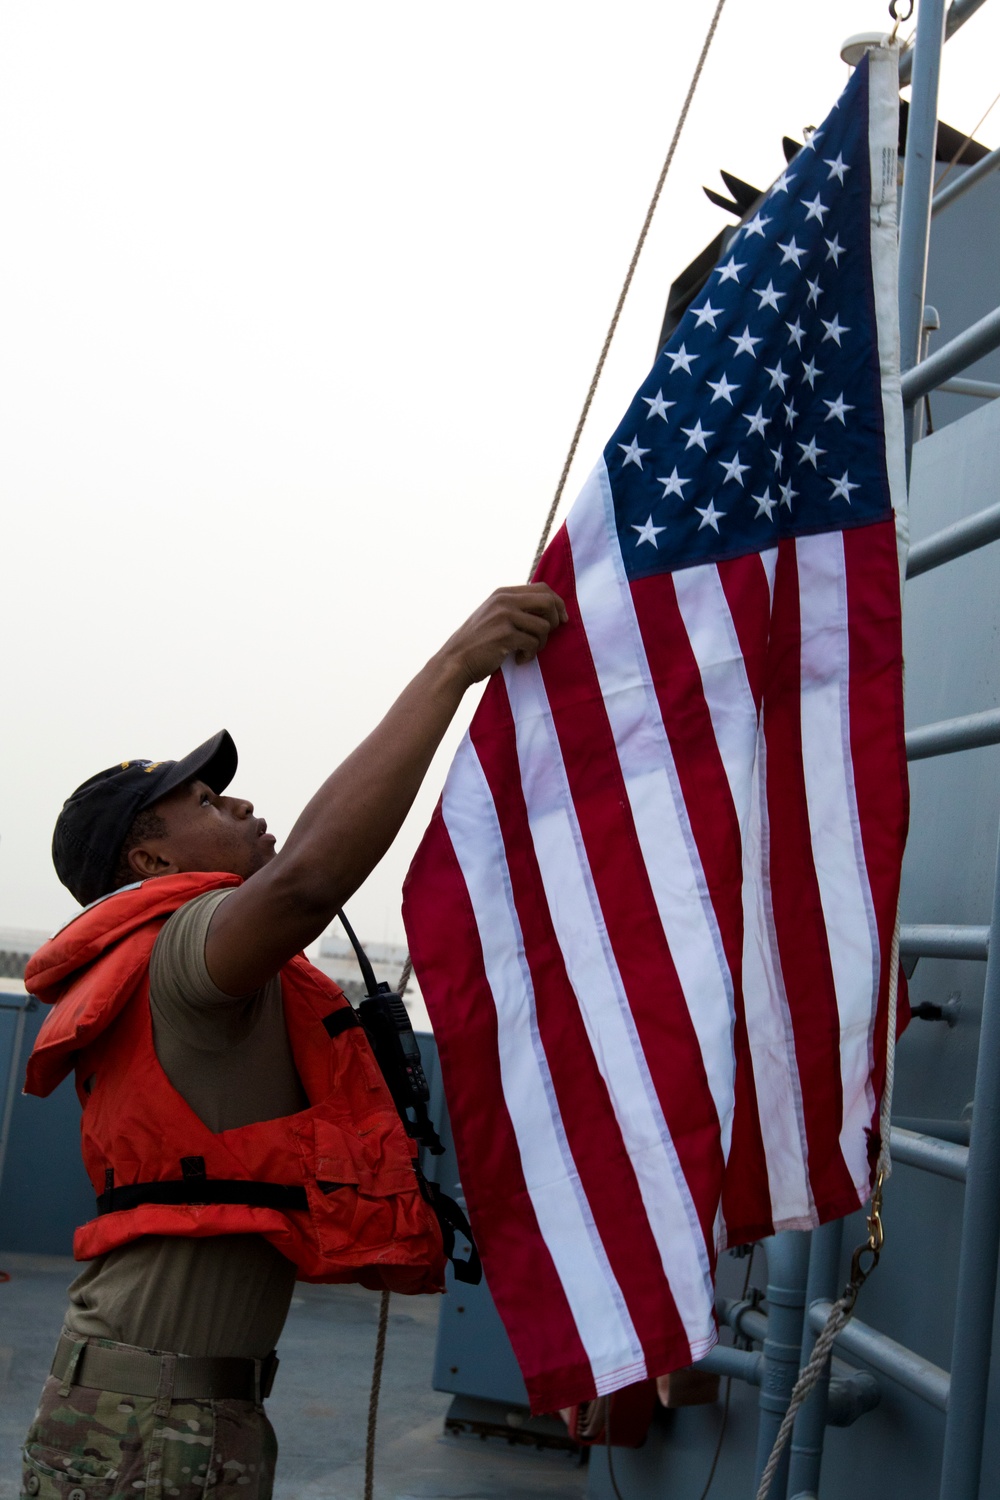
[718,551,775,716]
[537,528,725,1256]
[761,538,857,1218]
[629,563,772,1241]
[842,520,910,1152]
[403,799,593,1411]
[470,663,700,1384]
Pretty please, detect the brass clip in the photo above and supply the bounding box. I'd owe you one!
[848,1169,886,1291]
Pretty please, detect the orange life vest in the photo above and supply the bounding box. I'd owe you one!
[23,871,445,1293]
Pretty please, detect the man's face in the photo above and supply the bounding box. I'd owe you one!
[131,778,277,882]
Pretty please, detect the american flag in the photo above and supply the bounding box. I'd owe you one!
[403,47,908,1413]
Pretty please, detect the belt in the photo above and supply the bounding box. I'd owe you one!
[51,1333,279,1403]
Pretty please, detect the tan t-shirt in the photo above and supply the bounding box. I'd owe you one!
[64,889,309,1358]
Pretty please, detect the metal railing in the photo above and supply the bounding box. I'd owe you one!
[731,7,1000,1497]
[0,993,37,1215]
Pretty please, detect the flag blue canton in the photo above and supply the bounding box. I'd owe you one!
[607,57,891,579]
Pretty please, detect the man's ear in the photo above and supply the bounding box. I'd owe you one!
[126,845,179,880]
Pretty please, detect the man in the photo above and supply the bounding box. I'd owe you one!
[20,582,566,1500]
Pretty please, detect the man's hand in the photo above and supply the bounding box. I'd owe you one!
[204,581,567,996]
[438,584,569,688]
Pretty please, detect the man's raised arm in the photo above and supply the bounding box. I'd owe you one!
[204,583,566,995]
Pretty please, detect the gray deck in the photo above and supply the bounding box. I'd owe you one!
[0,1253,586,1500]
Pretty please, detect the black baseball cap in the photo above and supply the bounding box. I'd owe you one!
[52,729,239,907]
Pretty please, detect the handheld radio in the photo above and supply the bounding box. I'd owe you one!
[334,909,481,1282]
[335,908,444,1154]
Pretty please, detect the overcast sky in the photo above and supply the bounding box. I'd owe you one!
[2,1,998,955]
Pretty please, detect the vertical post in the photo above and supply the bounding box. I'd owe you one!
[786,1219,845,1499]
[938,819,1000,1500]
[753,1230,812,1500]
[897,0,948,465]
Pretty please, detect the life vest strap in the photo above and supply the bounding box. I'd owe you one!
[97,1175,309,1215]
[418,1174,483,1285]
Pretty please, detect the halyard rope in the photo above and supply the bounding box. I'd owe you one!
[377,6,731,1493]
[528,0,729,580]
[363,1289,391,1500]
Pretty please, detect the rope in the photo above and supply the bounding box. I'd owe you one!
[526,0,729,581]
[604,1407,626,1500]
[392,0,729,1002]
[932,85,1000,195]
[363,1289,391,1500]
[397,955,413,997]
[753,1290,857,1500]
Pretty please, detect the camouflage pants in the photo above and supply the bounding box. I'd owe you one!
[21,1367,277,1500]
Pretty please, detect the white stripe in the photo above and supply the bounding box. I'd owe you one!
[441,738,647,1392]
[502,649,717,1353]
[672,564,759,843]
[796,532,880,1177]
[866,44,909,583]
[741,726,813,1223]
[566,462,737,1153]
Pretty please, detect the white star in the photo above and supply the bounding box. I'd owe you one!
[742,210,771,238]
[801,356,822,389]
[806,276,822,308]
[682,419,713,452]
[632,515,666,547]
[717,256,746,284]
[718,451,750,487]
[770,169,792,195]
[642,389,675,422]
[802,192,829,224]
[696,499,726,533]
[618,436,650,469]
[668,343,698,374]
[755,280,785,312]
[765,361,789,392]
[825,152,850,184]
[753,486,778,520]
[823,393,855,425]
[657,466,690,499]
[821,314,849,346]
[780,480,797,509]
[802,126,823,151]
[798,435,825,468]
[785,317,805,349]
[771,444,785,474]
[830,471,860,503]
[729,325,762,358]
[743,405,770,438]
[783,399,799,428]
[778,237,806,268]
[692,299,722,330]
[707,371,740,405]
[825,235,845,266]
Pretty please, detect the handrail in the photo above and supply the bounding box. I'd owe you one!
[899,925,990,959]
[899,0,993,86]
[933,143,1000,216]
[808,1302,950,1410]
[890,1126,968,1181]
[938,377,1000,398]
[907,500,1000,578]
[901,304,1000,405]
[905,706,1000,759]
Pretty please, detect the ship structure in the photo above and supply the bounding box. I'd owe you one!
[3,5,1000,1499]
